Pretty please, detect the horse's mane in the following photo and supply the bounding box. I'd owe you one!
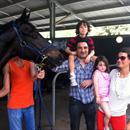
[0,18,37,38]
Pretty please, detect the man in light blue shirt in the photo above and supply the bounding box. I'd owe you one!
[54,41,96,130]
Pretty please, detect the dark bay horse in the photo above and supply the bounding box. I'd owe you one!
[0,8,64,70]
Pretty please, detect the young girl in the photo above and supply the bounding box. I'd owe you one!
[93,56,111,130]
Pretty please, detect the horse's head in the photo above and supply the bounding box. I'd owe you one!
[11,8,65,69]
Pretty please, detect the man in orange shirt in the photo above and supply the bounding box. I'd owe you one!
[0,56,45,130]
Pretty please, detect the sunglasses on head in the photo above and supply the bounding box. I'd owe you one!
[117,56,127,61]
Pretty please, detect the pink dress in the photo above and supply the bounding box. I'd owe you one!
[96,70,110,101]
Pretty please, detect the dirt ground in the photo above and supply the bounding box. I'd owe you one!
[0,87,130,130]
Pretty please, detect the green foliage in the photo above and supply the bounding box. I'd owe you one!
[95,25,130,36]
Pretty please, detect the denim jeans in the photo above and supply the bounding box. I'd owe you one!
[69,97,96,130]
[8,106,35,130]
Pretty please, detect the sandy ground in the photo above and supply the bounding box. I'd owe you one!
[0,87,130,130]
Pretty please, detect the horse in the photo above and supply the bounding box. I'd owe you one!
[0,8,65,71]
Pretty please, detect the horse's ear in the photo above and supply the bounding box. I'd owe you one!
[19,8,30,22]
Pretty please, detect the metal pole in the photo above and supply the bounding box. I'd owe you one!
[52,71,67,127]
[50,1,55,42]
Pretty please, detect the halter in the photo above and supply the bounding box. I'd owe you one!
[11,21,52,64]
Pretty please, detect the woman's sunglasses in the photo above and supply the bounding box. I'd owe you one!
[117,56,127,61]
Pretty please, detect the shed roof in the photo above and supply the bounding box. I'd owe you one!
[0,0,130,31]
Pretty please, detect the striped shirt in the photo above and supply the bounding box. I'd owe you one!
[67,35,95,51]
[54,59,95,104]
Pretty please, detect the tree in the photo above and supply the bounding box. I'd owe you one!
[97,25,129,36]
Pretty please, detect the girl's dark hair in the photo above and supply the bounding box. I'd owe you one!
[119,47,130,59]
[76,20,90,35]
[93,56,110,73]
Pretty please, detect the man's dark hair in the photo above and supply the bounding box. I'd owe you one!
[119,47,130,59]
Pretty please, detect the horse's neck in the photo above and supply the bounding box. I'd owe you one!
[0,28,16,70]
[0,27,15,41]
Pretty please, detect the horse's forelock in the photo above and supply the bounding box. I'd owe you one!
[16,20,36,33]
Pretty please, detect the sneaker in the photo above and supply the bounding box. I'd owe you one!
[70,77,78,86]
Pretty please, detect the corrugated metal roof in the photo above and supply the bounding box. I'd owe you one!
[0,0,130,31]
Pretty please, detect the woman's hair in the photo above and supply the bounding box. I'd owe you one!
[76,20,90,35]
[118,47,130,71]
[119,47,130,59]
[93,56,110,73]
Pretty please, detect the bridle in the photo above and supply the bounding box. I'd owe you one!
[11,21,52,65]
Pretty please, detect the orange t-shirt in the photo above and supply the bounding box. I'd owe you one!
[7,59,34,109]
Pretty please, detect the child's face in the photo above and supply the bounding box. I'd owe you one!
[79,24,88,35]
[97,61,107,72]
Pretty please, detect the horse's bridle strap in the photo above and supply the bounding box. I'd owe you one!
[11,21,50,63]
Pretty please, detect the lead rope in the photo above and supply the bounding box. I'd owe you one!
[34,79,53,130]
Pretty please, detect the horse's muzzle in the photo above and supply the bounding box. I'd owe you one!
[43,53,65,69]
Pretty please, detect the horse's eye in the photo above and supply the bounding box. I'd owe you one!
[21,24,32,33]
[31,32,37,39]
